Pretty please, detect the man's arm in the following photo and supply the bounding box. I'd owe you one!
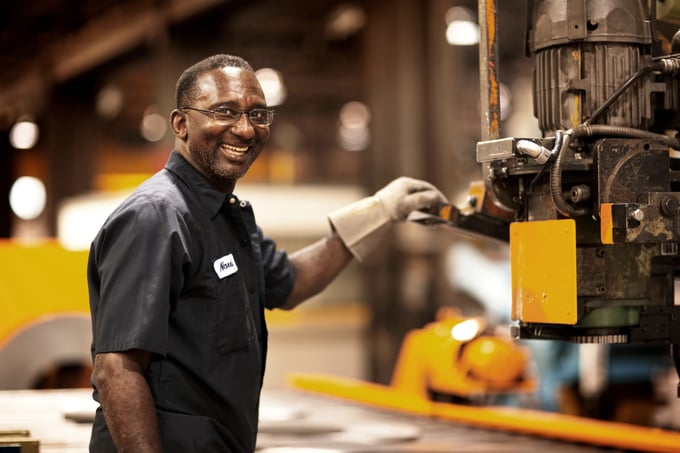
[93,349,161,453]
[280,232,353,309]
[280,177,448,310]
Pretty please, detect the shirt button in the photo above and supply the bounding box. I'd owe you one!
[229,197,236,204]
[240,200,247,208]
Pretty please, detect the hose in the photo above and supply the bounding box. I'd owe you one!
[549,124,680,218]
[549,131,590,217]
[550,56,680,217]
[572,124,680,149]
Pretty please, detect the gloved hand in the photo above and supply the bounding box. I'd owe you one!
[328,177,448,262]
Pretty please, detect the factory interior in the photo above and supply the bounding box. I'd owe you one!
[3,0,680,451]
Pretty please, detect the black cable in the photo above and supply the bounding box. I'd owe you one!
[587,65,655,125]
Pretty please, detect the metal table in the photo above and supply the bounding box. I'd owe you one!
[0,388,635,452]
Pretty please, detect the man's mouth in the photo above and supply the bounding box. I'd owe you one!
[221,143,250,155]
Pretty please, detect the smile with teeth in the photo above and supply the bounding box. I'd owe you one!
[221,143,249,155]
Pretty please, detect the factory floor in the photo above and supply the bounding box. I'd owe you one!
[0,387,641,453]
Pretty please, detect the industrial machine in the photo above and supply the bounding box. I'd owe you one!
[435,0,680,392]
[390,307,535,403]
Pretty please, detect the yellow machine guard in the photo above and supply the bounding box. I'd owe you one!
[0,240,90,348]
[510,219,577,325]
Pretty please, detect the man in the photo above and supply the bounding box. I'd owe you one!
[88,54,447,452]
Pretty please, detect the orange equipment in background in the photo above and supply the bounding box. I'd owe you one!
[390,307,535,402]
[0,241,91,389]
[0,240,90,348]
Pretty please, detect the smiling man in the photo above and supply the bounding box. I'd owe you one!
[87,54,447,452]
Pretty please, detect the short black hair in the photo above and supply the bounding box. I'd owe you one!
[175,54,254,108]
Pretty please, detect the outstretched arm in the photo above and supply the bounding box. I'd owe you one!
[280,177,448,310]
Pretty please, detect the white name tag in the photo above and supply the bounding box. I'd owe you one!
[214,254,238,279]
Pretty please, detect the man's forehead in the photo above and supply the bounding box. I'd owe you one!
[219,66,244,77]
[203,66,255,83]
[195,67,263,101]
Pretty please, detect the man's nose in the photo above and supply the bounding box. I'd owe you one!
[230,113,255,137]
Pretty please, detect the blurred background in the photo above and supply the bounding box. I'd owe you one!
[1,0,677,430]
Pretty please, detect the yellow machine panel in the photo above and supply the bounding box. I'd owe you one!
[510,220,577,325]
[0,241,90,348]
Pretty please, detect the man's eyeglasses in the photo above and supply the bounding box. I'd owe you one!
[180,106,274,127]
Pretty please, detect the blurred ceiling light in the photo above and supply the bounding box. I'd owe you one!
[324,3,367,40]
[339,101,371,128]
[255,68,287,107]
[451,318,482,342]
[338,125,370,151]
[338,101,371,151]
[140,105,167,142]
[9,118,39,149]
[96,84,124,120]
[445,6,479,46]
[9,176,46,220]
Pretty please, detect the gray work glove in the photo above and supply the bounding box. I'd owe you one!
[328,177,448,262]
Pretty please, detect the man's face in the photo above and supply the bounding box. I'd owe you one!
[173,67,270,192]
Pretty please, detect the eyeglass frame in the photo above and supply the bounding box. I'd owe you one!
[179,106,275,127]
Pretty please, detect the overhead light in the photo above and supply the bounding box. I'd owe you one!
[255,68,287,107]
[96,84,124,120]
[140,105,167,142]
[445,6,479,46]
[325,3,367,41]
[9,118,40,149]
[338,101,371,151]
[9,176,46,220]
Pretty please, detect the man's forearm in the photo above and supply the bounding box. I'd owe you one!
[95,352,161,452]
[283,232,353,309]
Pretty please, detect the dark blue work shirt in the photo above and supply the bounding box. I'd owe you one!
[88,151,295,452]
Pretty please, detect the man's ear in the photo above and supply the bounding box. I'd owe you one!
[170,109,187,139]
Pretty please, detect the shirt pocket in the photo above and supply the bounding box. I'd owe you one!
[215,274,256,354]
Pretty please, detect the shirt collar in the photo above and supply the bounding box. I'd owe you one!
[164,150,232,219]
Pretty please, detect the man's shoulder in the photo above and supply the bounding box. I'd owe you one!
[106,170,191,223]
[131,169,188,205]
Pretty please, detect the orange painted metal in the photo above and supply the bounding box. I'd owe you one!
[0,240,90,348]
[600,203,615,244]
[510,219,578,325]
[390,308,534,400]
[289,372,680,453]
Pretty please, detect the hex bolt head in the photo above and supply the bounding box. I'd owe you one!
[661,196,679,217]
[631,208,645,222]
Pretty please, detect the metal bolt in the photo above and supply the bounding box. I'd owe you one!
[570,185,591,203]
[630,208,644,222]
[661,196,679,217]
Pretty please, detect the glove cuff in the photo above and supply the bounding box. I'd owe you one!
[327,195,392,262]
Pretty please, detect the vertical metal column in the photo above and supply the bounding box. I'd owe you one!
[478,0,500,141]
